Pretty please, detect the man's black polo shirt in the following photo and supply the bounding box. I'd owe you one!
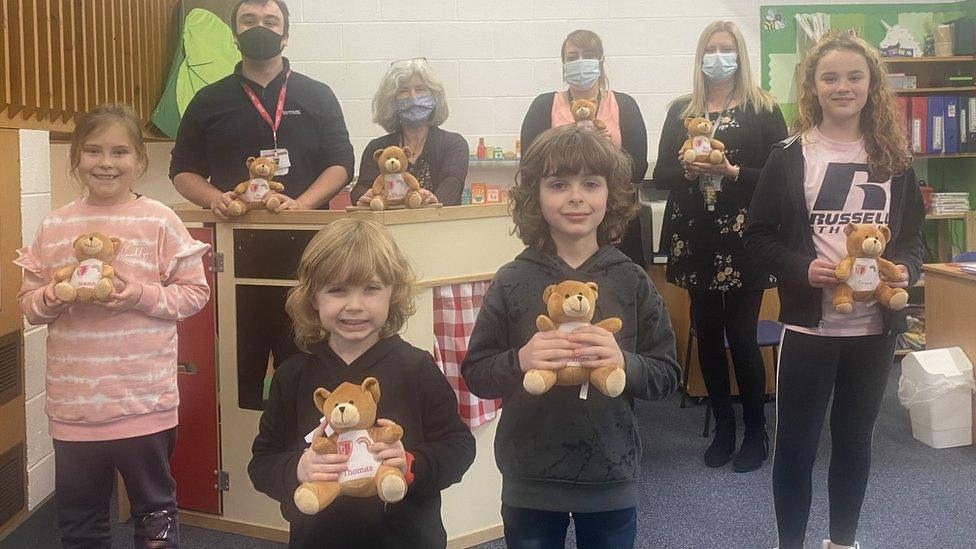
[169,58,354,205]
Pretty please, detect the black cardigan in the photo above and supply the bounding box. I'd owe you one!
[248,335,476,549]
[520,90,648,185]
[351,126,469,206]
[743,135,925,334]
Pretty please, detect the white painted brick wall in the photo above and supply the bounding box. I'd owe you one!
[19,130,55,511]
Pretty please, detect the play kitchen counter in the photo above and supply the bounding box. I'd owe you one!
[157,203,522,546]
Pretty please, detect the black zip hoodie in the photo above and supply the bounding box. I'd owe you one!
[743,135,925,334]
[460,245,680,513]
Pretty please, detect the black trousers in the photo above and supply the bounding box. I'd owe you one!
[689,288,766,430]
[236,285,300,410]
[54,427,179,549]
[501,504,637,549]
[772,330,896,548]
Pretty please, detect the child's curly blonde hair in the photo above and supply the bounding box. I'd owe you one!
[286,218,417,352]
[510,124,637,252]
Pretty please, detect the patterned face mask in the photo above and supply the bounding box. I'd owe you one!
[395,94,436,125]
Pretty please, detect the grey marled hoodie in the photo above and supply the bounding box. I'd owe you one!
[460,245,680,512]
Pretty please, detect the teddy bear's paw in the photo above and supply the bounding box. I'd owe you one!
[523,371,548,395]
[834,302,853,314]
[370,196,386,211]
[709,150,724,164]
[406,192,422,209]
[54,282,76,303]
[379,474,406,503]
[682,150,697,165]
[888,290,909,311]
[604,369,626,398]
[293,486,323,515]
[95,279,114,301]
[226,201,246,217]
[265,195,282,211]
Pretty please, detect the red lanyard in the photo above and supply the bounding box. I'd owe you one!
[240,71,291,150]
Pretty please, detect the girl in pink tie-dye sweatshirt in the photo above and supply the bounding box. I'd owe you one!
[15,104,210,549]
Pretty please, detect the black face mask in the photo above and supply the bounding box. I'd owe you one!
[236,26,284,61]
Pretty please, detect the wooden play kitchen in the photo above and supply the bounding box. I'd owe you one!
[124,204,525,546]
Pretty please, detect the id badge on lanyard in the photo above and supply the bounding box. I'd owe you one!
[242,71,292,176]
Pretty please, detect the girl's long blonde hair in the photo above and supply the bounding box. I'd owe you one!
[793,32,911,180]
[285,218,417,353]
[678,21,777,119]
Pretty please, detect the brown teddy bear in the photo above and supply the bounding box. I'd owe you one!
[833,223,909,313]
[369,146,422,211]
[53,232,120,303]
[523,280,626,398]
[680,117,726,165]
[227,156,285,217]
[293,377,407,515]
[570,99,608,135]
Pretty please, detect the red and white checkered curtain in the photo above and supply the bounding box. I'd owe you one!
[433,281,501,428]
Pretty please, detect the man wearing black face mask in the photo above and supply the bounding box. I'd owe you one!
[170,0,355,410]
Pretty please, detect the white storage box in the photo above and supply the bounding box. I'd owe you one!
[898,347,975,449]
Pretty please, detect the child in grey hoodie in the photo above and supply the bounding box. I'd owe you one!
[461,125,680,548]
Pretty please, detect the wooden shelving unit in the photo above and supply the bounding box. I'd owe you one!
[895,86,976,94]
[884,56,976,357]
[884,56,976,64]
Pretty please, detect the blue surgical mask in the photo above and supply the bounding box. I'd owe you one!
[563,58,601,91]
[395,94,436,125]
[701,52,738,83]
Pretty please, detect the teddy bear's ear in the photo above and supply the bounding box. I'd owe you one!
[246,156,256,168]
[313,388,331,411]
[879,225,891,242]
[361,377,381,403]
[110,237,121,251]
[683,118,693,129]
[542,284,557,302]
[843,222,858,236]
[586,281,599,299]
[402,146,412,159]
[373,149,385,162]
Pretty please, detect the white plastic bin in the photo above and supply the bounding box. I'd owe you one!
[898,347,975,449]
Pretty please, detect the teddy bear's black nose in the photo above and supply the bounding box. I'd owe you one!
[336,404,346,413]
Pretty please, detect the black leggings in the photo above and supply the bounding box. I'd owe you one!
[773,330,896,548]
[690,289,766,430]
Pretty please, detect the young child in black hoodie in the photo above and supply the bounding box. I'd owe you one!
[461,125,680,547]
[248,218,475,548]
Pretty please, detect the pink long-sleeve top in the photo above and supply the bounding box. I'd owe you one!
[15,196,211,441]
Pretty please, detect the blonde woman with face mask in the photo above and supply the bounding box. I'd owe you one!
[520,29,649,266]
[652,21,787,473]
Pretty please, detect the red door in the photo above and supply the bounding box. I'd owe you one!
[171,227,221,514]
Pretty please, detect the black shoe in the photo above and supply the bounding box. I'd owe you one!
[704,420,736,467]
[733,429,769,472]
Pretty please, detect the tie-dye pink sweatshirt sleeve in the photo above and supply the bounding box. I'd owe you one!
[15,197,211,441]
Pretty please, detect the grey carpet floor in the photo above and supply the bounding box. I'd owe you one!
[8,362,975,548]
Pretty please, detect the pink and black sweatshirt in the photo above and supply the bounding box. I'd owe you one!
[15,196,210,441]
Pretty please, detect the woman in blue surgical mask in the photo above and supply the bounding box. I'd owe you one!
[520,29,649,266]
[652,20,787,473]
[352,58,469,207]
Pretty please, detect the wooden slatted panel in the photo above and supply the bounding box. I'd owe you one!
[7,0,23,118]
[0,0,179,131]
